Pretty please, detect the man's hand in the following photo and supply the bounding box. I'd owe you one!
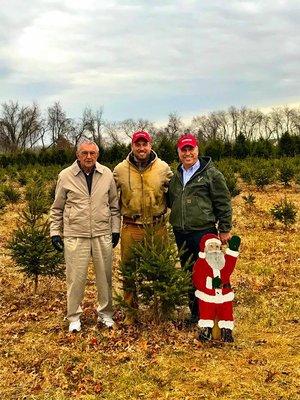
[51,235,64,252]
[219,232,231,244]
[112,232,120,248]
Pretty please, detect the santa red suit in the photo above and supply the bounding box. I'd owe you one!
[192,234,239,330]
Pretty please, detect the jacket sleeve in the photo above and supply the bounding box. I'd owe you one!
[109,177,121,233]
[49,175,66,237]
[209,170,232,233]
[112,166,120,188]
[163,164,173,207]
[164,164,173,187]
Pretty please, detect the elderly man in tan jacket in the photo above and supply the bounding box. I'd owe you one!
[113,131,173,323]
[50,139,120,332]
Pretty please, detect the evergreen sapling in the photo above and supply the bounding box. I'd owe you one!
[7,179,64,293]
[119,224,191,323]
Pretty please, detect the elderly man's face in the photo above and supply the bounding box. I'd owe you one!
[77,143,99,172]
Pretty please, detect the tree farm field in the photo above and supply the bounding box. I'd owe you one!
[0,183,299,400]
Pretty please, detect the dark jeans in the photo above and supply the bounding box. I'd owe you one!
[174,227,218,318]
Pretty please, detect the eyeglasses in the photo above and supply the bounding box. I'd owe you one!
[80,151,98,156]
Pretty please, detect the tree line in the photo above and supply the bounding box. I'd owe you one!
[0,101,299,165]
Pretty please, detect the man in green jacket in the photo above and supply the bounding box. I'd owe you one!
[168,133,232,323]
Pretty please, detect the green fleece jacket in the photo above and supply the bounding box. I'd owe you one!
[168,157,232,232]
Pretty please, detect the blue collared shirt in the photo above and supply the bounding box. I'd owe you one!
[181,160,200,186]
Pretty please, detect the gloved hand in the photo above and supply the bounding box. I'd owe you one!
[112,232,120,248]
[51,235,64,252]
[228,235,241,251]
[212,276,222,289]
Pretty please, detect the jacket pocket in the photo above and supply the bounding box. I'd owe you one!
[185,196,215,228]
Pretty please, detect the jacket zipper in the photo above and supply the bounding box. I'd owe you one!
[181,186,185,230]
[89,192,92,237]
[141,172,144,219]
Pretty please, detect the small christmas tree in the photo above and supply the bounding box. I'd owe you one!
[279,164,295,187]
[270,197,298,228]
[7,179,64,293]
[119,224,191,323]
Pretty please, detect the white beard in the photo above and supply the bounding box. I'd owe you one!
[205,250,225,270]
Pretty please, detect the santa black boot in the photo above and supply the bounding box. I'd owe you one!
[221,328,234,343]
[198,327,212,342]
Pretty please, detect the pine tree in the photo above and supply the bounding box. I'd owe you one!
[7,179,64,293]
[119,224,191,323]
[270,197,298,228]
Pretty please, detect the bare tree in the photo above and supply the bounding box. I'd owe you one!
[103,121,124,145]
[163,112,184,140]
[289,107,300,135]
[227,106,240,140]
[0,101,43,151]
[190,115,210,141]
[281,106,300,136]
[103,118,156,145]
[46,102,75,147]
[119,118,156,140]
[190,112,228,141]
[76,107,104,145]
[238,107,264,140]
[213,110,229,141]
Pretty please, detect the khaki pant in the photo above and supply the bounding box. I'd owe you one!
[64,236,113,322]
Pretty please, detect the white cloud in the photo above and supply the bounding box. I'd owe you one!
[0,0,299,120]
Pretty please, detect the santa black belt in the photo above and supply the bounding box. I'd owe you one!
[222,283,231,289]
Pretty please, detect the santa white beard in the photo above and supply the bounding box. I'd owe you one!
[205,250,225,270]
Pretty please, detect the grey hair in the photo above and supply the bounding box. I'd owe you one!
[77,139,99,153]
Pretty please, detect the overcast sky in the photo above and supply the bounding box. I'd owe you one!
[0,0,299,123]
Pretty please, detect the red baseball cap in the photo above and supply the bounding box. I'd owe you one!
[177,134,198,150]
[132,131,152,144]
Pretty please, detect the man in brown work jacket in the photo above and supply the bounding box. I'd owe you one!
[113,131,173,323]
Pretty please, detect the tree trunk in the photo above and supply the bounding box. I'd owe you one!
[34,274,39,294]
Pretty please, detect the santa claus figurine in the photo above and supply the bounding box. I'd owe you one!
[192,233,241,343]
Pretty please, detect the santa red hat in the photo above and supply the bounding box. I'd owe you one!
[199,233,221,252]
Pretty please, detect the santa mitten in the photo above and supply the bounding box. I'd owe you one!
[212,276,222,289]
[228,235,241,251]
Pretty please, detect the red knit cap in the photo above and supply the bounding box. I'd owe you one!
[199,233,221,252]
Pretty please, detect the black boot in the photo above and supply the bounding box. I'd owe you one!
[221,328,234,342]
[198,327,212,342]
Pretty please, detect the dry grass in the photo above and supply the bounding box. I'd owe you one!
[0,184,299,400]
